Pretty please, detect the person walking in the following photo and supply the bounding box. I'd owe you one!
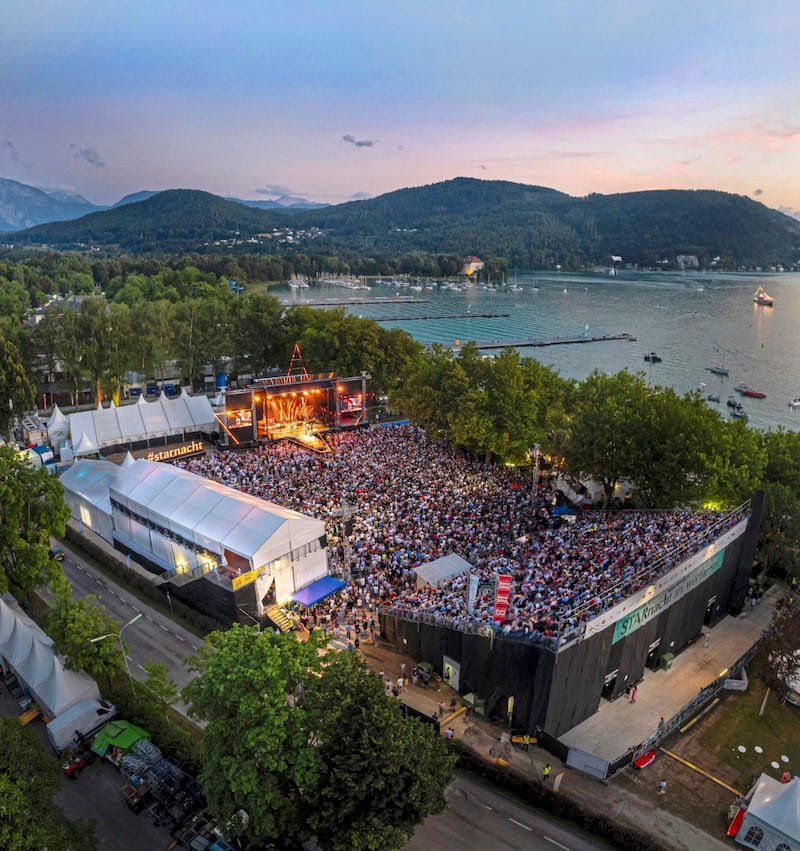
[412,667,418,688]
[522,733,531,751]
[658,779,667,795]
[658,717,665,731]
[542,764,551,782]
[629,685,637,704]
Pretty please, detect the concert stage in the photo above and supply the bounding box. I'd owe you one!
[219,368,368,450]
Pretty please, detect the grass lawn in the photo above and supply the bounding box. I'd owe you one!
[614,670,800,843]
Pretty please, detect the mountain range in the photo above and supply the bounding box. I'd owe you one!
[3,177,800,268]
[0,177,327,231]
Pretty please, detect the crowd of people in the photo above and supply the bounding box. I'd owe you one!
[177,425,743,645]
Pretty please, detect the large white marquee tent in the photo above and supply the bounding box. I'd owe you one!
[0,595,100,719]
[66,391,215,450]
[60,458,329,615]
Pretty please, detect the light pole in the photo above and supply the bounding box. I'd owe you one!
[89,612,143,691]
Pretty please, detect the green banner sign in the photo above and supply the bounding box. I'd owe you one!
[612,550,726,644]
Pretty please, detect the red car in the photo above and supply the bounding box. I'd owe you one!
[62,748,96,779]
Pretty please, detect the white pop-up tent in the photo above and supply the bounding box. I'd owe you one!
[736,773,800,850]
[414,553,472,590]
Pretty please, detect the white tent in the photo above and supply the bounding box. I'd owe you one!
[414,553,472,590]
[60,458,123,542]
[73,431,100,457]
[0,596,100,718]
[66,393,216,448]
[737,774,800,849]
[109,460,327,601]
[46,405,70,443]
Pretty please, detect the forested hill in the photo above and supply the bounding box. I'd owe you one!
[8,190,282,253]
[7,178,800,268]
[293,178,800,268]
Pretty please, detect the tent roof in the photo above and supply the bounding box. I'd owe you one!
[292,575,346,607]
[746,773,800,840]
[110,460,325,564]
[60,458,123,513]
[73,431,99,456]
[68,394,216,447]
[414,553,472,589]
[46,404,70,438]
[0,596,100,718]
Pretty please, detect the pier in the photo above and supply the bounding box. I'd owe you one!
[450,333,637,351]
[372,311,511,322]
[280,296,428,307]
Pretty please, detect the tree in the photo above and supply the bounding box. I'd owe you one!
[0,716,98,851]
[182,625,325,840]
[299,651,456,851]
[559,370,651,507]
[140,661,180,720]
[752,601,800,711]
[46,572,125,681]
[183,626,455,848]
[0,446,71,597]
[0,338,36,438]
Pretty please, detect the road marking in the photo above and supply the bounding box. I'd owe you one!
[174,635,185,642]
[191,645,200,650]
[159,624,169,631]
[509,819,532,832]
[145,615,154,621]
[138,664,147,671]
[543,838,569,850]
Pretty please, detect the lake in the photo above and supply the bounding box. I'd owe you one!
[282,270,800,433]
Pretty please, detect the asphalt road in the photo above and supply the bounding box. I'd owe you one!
[405,771,610,851]
[56,540,201,712]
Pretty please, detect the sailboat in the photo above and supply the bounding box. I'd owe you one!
[706,342,729,376]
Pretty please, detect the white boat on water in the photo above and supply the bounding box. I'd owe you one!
[789,399,800,408]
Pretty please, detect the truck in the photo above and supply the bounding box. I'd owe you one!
[45,698,117,753]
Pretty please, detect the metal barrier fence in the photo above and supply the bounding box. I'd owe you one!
[531,644,756,782]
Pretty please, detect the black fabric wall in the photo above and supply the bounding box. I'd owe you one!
[380,614,555,731]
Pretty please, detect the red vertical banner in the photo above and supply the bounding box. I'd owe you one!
[494,574,513,623]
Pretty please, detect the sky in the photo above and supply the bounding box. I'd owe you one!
[3,1,800,215]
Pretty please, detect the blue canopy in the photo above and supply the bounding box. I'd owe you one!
[291,575,347,607]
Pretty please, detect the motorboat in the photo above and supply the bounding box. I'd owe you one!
[707,394,721,403]
[727,396,739,408]
[735,382,766,398]
[789,399,800,408]
[753,286,774,306]
[730,406,748,419]
[643,352,662,363]
[697,382,706,391]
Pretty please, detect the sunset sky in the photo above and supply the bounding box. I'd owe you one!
[4,1,799,215]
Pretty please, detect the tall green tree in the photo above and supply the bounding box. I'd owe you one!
[0,717,98,851]
[183,626,455,848]
[78,296,111,404]
[46,573,124,681]
[299,651,456,851]
[752,601,800,710]
[558,370,651,507]
[0,338,36,438]
[0,446,71,596]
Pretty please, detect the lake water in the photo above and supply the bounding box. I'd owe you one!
[282,271,800,433]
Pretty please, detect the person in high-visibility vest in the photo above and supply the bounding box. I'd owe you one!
[542,764,551,781]
[522,734,531,751]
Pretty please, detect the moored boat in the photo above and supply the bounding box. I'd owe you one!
[707,394,721,403]
[753,286,774,306]
[741,388,766,398]
[730,405,748,419]
[643,352,662,363]
[789,398,800,408]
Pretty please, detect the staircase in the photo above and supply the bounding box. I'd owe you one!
[265,605,295,633]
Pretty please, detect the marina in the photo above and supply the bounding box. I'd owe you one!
[451,333,636,351]
[275,271,800,432]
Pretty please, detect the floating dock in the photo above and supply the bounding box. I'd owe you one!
[372,312,511,322]
[451,333,637,351]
